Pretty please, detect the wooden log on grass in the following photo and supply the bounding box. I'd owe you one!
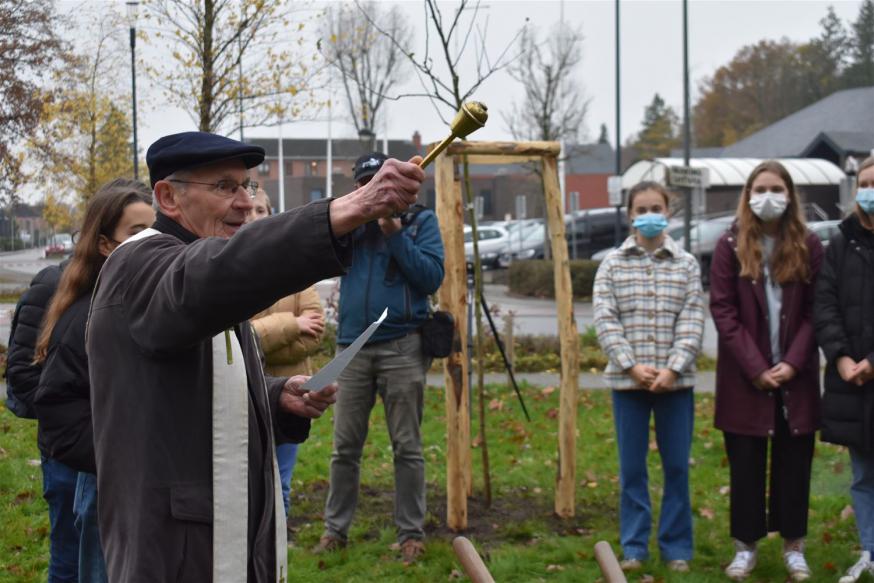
[452,537,496,583]
[594,541,628,583]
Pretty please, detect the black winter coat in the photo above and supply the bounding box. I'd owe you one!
[88,203,349,583]
[33,293,95,473]
[5,263,62,420]
[815,214,874,451]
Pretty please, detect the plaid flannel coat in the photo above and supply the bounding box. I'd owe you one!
[593,235,705,390]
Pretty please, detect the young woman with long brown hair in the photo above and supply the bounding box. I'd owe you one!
[710,160,823,581]
[33,179,155,583]
[816,156,874,583]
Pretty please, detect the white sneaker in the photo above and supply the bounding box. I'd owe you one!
[783,550,811,581]
[725,541,757,581]
[839,551,873,583]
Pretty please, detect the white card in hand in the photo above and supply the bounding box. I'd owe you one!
[301,308,389,392]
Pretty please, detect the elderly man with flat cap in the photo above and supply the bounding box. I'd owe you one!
[86,131,424,582]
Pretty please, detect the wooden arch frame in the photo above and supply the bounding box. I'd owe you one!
[433,140,580,530]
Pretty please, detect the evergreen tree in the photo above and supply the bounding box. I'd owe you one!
[844,0,874,86]
[633,94,679,159]
[598,123,609,144]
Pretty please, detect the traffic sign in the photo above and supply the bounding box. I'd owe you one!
[607,176,623,206]
[668,166,710,189]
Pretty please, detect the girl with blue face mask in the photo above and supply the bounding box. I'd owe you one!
[593,181,704,574]
[816,156,874,583]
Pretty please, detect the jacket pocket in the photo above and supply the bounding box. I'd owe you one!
[169,483,212,524]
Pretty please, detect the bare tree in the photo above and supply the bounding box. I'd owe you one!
[366,0,523,508]
[505,22,589,143]
[143,0,321,135]
[321,2,411,140]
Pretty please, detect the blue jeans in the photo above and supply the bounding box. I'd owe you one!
[850,447,874,555]
[612,389,694,562]
[276,443,299,516]
[73,473,107,583]
[41,456,79,583]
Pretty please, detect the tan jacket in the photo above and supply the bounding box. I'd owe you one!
[251,286,324,377]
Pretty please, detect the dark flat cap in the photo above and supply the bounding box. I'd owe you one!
[353,151,387,183]
[146,131,266,187]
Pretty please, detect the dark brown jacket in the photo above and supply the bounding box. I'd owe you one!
[710,228,823,437]
[87,201,348,582]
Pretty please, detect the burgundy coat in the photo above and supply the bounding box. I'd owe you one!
[710,229,823,437]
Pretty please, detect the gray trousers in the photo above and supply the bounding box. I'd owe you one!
[324,333,429,543]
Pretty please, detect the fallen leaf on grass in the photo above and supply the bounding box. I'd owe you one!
[824,561,837,572]
[639,575,655,583]
[834,461,845,474]
[648,440,658,452]
[546,408,558,419]
[841,505,855,521]
[823,531,832,544]
[546,564,565,572]
[448,569,463,580]
[541,386,556,397]
[317,560,327,571]
[698,507,715,520]
[26,459,41,467]
[488,399,504,411]
[719,486,731,496]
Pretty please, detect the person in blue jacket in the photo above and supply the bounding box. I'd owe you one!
[314,152,444,564]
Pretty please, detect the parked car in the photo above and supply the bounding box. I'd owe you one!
[498,222,549,267]
[44,233,73,258]
[464,225,511,269]
[566,207,629,259]
[672,215,735,286]
[808,219,841,247]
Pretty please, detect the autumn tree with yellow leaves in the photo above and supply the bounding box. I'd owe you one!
[30,12,133,209]
[143,0,322,135]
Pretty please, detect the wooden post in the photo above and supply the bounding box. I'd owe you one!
[594,541,628,583]
[503,313,514,388]
[435,151,470,531]
[542,154,580,518]
[452,537,496,583]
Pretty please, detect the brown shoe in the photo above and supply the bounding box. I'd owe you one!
[399,539,425,564]
[312,535,346,554]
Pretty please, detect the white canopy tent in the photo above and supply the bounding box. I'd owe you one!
[622,157,845,189]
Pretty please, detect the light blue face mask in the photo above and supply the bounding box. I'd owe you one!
[632,213,669,239]
[857,188,874,214]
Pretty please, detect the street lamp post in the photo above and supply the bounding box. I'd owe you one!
[126,1,140,180]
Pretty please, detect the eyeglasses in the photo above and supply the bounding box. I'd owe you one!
[167,178,259,199]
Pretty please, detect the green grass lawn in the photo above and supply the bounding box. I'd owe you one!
[0,385,868,582]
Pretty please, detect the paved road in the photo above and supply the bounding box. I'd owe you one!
[0,249,719,358]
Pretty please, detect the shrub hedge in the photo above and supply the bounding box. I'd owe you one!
[508,259,601,299]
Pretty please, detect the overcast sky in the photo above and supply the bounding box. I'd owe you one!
[68,0,866,155]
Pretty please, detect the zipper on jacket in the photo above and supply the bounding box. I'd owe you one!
[403,283,412,321]
[363,248,374,327]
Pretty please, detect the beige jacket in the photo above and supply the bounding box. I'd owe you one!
[251,286,324,377]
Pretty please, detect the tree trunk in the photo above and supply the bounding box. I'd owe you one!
[200,0,216,132]
[462,154,491,508]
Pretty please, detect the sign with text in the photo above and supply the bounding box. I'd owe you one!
[607,176,622,206]
[668,166,710,189]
